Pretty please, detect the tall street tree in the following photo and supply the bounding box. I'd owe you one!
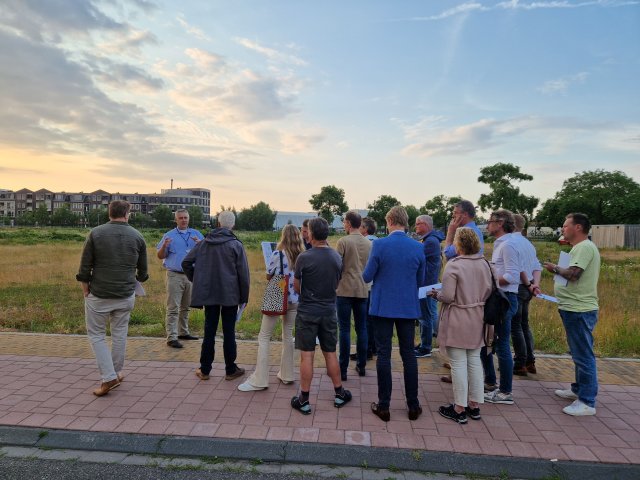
[421,194,462,230]
[152,204,174,229]
[366,195,401,229]
[309,185,348,226]
[536,169,640,227]
[477,162,539,219]
[187,205,205,229]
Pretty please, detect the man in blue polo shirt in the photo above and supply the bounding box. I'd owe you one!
[157,209,204,348]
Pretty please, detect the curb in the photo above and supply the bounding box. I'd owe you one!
[1,426,638,480]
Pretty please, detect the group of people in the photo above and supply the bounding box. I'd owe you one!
[76,198,601,424]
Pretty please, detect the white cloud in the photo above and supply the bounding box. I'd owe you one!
[176,14,211,41]
[538,72,589,95]
[234,37,308,67]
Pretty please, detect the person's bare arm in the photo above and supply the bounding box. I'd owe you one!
[543,262,584,282]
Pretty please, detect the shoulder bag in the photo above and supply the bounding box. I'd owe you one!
[260,251,289,316]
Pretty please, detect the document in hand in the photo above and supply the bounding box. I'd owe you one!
[135,281,146,297]
[554,251,570,287]
[418,283,442,299]
[261,241,277,270]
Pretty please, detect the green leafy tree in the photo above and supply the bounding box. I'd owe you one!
[51,205,77,226]
[129,213,154,228]
[477,162,539,219]
[404,205,420,229]
[421,195,462,229]
[33,204,50,226]
[236,201,277,231]
[187,206,205,228]
[309,185,348,225]
[15,211,35,226]
[152,204,174,229]
[536,170,640,227]
[366,195,401,229]
[87,207,109,227]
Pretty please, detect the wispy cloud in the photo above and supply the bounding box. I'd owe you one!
[409,0,639,21]
[176,14,211,41]
[538,72,589,95]
[234,37,308,66]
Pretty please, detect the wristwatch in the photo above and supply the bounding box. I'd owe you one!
[553,266,559,274]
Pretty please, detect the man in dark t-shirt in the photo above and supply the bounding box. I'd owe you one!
[291,217,352,415]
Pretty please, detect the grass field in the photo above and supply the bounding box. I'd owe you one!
[0,227,638,358]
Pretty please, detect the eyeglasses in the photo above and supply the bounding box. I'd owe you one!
[487,219,502,223]
[415,222,425,226]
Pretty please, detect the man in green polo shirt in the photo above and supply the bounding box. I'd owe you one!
[543,212,600,416]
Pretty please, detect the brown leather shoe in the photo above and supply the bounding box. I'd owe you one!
[195,368,210,380]
[514,367,528,376]
[440,375,452,383]
[443,362,451,370]
[93,378,120,397]
[526,362,537,374]
[371,402,390,422]
[225,367,245,381]
[408,405,423,421]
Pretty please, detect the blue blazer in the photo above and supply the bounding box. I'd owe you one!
[362,231,425,319]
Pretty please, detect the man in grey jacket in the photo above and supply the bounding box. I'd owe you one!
[182,210,250,381]
[76,200,148,397]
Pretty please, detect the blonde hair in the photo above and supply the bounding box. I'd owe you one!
[454,227,481,256]
[385,205,408,228]
[277,224,305,268]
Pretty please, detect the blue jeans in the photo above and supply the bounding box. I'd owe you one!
[200,305,238,375]
[337,296,368,373]
[417,297,437,351]
[481,292,518,394]
[559,309,599,408]
[372,316,420,409]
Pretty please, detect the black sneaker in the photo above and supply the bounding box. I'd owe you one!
[465,406,481,420]
[291,396,311,415]
[439,404,468,424]
[414,347,432,358]
[334,389,352,408]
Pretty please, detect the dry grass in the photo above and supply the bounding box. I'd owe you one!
[0,231,638,357]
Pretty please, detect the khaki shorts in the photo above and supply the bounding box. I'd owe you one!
[295,312,338,352]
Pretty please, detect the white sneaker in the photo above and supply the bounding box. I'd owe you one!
[555,389,578,400]
[562,399,596,416]
[237,382,266,392]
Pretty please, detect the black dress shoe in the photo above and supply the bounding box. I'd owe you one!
[349,353,357,361]
[178,334,199,340]
[371,402,390,422]
[355,365,365,377]
[167,340,183,348]
[408,405,423,421]
[341,372,347,382]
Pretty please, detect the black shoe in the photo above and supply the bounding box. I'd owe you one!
[334,389,352,408]
[167,340,183,348]
[414,347,432,358]
[349,353,357,361]
[178,334,198,340]
[439,404,468,424]
[371,402,390,422]
[408,405,423,421]
[465,406,481,420]
[225,367,245,381]
[341,372,347,382]
[355,365,365,377]
[291,396,312,415]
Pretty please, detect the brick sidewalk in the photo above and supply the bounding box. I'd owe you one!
[1,333,639,466]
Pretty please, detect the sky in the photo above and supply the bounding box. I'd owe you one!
[0,0,639,213]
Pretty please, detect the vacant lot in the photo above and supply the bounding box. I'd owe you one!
[0,228,638,357]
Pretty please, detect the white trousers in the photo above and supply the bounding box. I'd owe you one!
[446,346,484,407]
[246,303,297,388]
[85,293,135,382]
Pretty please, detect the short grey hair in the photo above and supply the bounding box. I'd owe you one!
[174,208,189,218]
[218,210,236,229]
[416,214,433,228]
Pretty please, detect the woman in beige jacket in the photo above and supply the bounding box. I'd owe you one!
[430,227,493,424]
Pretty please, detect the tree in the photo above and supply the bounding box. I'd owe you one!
[236,201,277,231]
[187,206,204,228]
[536,170,640,227]
[51,205,77,226]
[15,211,35,226]
[129,213,154,228]
[86,207,109,227]
[421,195,462,230]
[309,185,348,225]
[33,204,50,226]
[152,204,174,229]
[366,195,400,229]
[477,162,539,219]
[404,205,420,229]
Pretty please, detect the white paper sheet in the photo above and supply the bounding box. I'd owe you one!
[536,294,558,303]
[418,283,442,299]
[261,241,277,270]
[554,251,570,286]
[134,281,146,297]
[236,303,246,322]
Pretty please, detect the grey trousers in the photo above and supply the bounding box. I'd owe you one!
[85,293,135,382]
[165,271,192,341]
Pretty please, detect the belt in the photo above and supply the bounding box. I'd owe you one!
[169,270,185,274]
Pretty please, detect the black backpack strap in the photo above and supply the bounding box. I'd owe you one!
[279,251,284,275]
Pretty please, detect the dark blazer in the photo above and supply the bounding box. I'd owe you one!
[362,230,425,319]
[182,228,250,307]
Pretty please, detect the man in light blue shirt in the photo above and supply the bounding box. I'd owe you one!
[157,209,204,348]
[443,200,484,260]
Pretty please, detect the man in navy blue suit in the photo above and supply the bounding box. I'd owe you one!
[363,206,426,422]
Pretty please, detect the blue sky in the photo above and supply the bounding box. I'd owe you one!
[0,0,638,213]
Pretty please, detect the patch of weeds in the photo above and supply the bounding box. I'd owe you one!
[383,477,398,480]
[39,446,53,451]
[200,455,225,465]
[221,465,247,473]
[250,458,263,466]
[335,474,349,479]
[388,464,401,473]
[38,430,49,439]
[498,470,510,480]
[361,460,368,469]
[411,450,422,462]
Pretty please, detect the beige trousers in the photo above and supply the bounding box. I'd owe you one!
[446,346,484,407]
